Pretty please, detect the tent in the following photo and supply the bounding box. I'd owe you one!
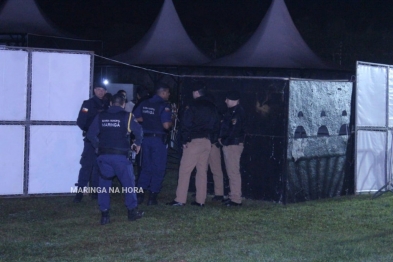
[111,0,210,66]
[97,0,354,203]
[208,0,328,69]
[0,0,103,54]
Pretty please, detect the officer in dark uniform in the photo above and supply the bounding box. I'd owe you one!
[74,84,108,202]
[167,82,220,207]
[133,83,172,205]
[219,90,246,206]
[86,93,144,225]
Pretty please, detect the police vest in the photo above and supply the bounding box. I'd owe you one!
[141,99,167,134]
[98,110,130,150]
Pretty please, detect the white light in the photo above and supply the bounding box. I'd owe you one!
[103,79,109,85]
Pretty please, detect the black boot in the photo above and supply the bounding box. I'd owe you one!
[147,192,158,206]
[137,192,145,205]
[100,210,110,225]
[73,192,83,203]
[128,208,144,221]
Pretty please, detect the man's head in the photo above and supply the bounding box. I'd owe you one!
[155,83,170,101]
[111,93,126,108]
[225,90,240,108]
[136,87,150,101]
[94,85,107,99]
[191,81,206,99]
[117,89,128,101]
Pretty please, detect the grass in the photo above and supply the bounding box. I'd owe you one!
[1,165,393,262]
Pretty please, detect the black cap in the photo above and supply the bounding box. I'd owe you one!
[191,81,206,92]
[94,83,107,91]
[226,90,240,100]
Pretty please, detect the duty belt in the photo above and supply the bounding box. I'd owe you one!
[144,133,166,137]
[98,148,128,156]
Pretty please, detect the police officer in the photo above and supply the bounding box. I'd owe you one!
[167,82,220,207]
[133,83,172,205]
[219,90,246,206]
[74,84,108,202]
[86,93,144,225]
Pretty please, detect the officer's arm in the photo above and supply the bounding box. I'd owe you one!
[76,100,90,131]
[86,115,100,148]
[180,106,194,145]
[161,104,173,130]
[162,122,172,130]
[133,103,143,122]
[129,113,143,154]
[218,114,228,145]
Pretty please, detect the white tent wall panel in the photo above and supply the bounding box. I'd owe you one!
[28,125,82,194]
[0,47,92,196]
[0,49,28,120]
[356,64,387,127]
[356,131,387,192]
[0,126,25,195]
[30,52,90,121]
[389,67,393,127]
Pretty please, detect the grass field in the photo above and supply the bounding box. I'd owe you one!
[1,167,393,262]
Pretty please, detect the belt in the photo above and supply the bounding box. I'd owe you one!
[98,148,128,156]
[144,133,166,137]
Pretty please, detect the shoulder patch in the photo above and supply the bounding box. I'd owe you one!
[164,107,171,112]
[81,108,88,113]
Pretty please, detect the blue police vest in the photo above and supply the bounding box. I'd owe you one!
[98,110,130,150]
[140,99,167,134]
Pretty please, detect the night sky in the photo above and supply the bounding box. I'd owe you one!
[7,0,393,69]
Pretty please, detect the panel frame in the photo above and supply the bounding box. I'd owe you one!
[0,46,94,196]
[355,61,393,193]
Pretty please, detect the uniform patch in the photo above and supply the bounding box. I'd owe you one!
[231,118,237,125]
[165,107,171,112]
[81,108,88,113]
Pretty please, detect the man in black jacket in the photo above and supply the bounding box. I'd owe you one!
[73,85,107,203]
[167,82,220,207]
[219,90,246,207]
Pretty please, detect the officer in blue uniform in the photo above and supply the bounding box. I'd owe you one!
[74,85,108,203]
[133,83,172,205]
[87,93,144,225]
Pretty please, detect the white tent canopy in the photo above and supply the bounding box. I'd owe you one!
[112,0,210,66]
[0,0,63,36]
[208,0,328,69]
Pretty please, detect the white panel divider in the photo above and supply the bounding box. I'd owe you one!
[0,49,28,120]
[0,126,25,195]
[28,126,82,194]
[356,61,393,193]
[0,47,92,196]
[31,52,90,121]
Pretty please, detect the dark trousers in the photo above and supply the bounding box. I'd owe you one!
[77,141,99,189]
[97,154,137,211]
[137,137,167,193]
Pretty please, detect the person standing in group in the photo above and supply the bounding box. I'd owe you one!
[219,90,246,207]
[167,82,220,207]
[86,93,144,225]
[133,83,172,205]
[74,84,108,203]
[133,86,151,112]
[117,89,135,113]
